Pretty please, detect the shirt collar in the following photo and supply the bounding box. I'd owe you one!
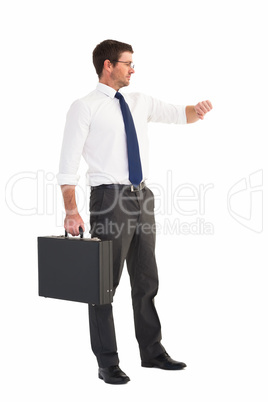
[96,82,117,98]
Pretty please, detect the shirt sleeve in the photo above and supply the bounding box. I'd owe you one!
[56,99,90,185]
[144,94,187,125]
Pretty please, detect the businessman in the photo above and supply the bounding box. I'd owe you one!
[57,39,212,384]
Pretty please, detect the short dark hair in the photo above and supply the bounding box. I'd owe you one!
[92,39,133,78]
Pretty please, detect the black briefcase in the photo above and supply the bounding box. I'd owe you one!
[37,231,113,305]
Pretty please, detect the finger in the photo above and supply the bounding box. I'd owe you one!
[75,224,81,236]
[196,112,204,119]
[203,101,213,112]
[66,222,79,236]
[195,108,205,117]
[198,103,209,114]
[194,104,205,115]
[194,105,203,116]
[201,102,211,112]
[68,228,76,236]
[197,101,212,114]
[70,229,79,236]
[205,100,213,109]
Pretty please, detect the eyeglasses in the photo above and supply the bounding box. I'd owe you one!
[112,61,135,69]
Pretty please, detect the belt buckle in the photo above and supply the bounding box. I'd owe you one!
[130,182,144,192]
[130,185,139,192]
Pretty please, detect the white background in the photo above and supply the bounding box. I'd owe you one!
[1,0,267,400]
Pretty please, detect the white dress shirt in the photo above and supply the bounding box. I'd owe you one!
[56,83,187,186]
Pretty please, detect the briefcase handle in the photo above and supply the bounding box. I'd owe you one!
[65,226,84,239]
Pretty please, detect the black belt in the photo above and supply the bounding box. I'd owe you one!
[91,181,146,192]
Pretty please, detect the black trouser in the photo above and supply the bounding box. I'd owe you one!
[88,185,165,368]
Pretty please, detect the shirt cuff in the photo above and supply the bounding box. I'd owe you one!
[181,105,187,124]
[56,173,80,186]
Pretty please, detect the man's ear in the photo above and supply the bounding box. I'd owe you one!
[103,59,112,74]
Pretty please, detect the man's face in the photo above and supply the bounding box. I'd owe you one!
[110,51,135,89]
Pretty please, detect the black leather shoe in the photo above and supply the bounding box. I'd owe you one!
[142,352,187,370]
[98,365,130,384]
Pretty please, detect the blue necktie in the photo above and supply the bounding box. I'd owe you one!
[115,92,143,187]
